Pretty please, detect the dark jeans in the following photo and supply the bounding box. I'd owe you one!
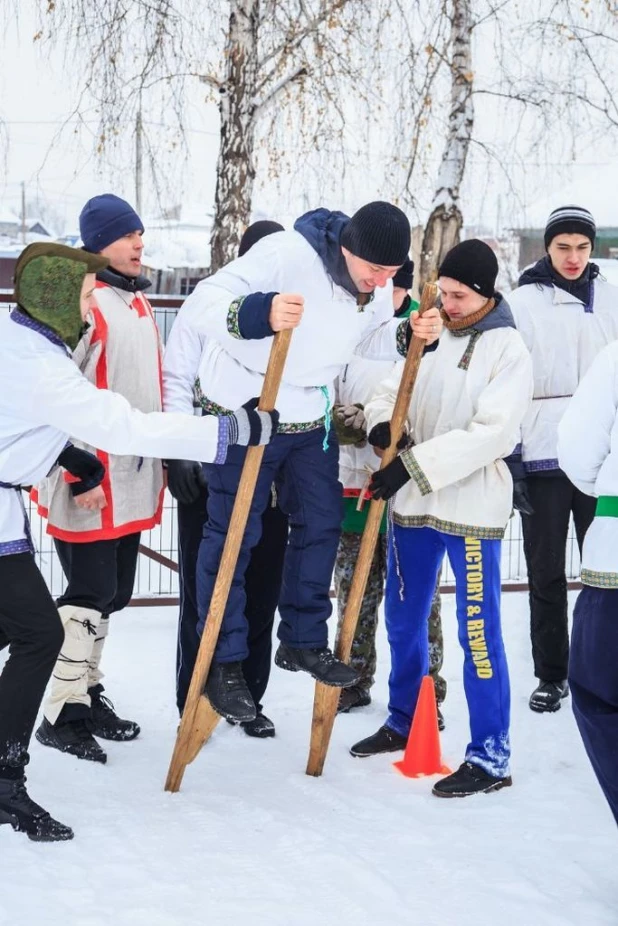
[521,475,595,680]
[176,485,288,714]
[54,533,141,615]
[569,586,618,827]
[0,553,64,770]
[197,427,343,662]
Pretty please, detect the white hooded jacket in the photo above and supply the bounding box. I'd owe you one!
[507,274,618,472]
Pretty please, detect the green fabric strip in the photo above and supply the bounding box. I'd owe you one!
[342,496,387,534]
[596,496,618,517]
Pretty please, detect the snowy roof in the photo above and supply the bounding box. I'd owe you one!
[0,207,20,225]
[142,223,212,270]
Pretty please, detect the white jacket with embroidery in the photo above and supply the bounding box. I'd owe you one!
[0,311,229,555]
[365,321,533,538]
[163,230,407,426]
[507,276,618,472]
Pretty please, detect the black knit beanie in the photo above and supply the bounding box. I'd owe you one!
[340,202,410,266]
[238,220,284,257]
[438,239,498,298]
[544,205,596,250]
[393,257,414,290]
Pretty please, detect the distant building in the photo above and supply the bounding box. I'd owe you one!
[141,210,212,294]
[516,227,618,270]
[0,208,53,242]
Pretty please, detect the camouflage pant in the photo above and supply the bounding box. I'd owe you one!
[334,531,446,702]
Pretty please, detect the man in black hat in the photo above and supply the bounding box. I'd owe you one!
[165,202,442,723]
[508,205,618,713]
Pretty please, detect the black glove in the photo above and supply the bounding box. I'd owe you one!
[368,456,411,501]
[166,460,207,506]
[57,444,106,497]
[513,479,534,516]
[228,398,280,447]
[367,422,408,451]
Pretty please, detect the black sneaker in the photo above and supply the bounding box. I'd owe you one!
[205,662,257,723]
[242,712,276,739]
[437,706,445,732]
[432,761,512,798]
[87,688,141,742]
[0,776,74,842]
[274,642,361,688]
[529,679,569,713]
[35,717,107,764]
[337,686,372,714]
[350,724,408,758]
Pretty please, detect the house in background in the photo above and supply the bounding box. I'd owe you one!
[141,208,212,294]
[0,212,54,291]
[516,227,618,270]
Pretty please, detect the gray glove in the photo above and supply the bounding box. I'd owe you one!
[227,398,280,447]
[333,403,367,446]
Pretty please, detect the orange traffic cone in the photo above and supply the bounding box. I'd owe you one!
[394,675,451,778]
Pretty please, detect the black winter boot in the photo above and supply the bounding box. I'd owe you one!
[35,717,107,764]
[87,687,141,741]
[337,686,372,714]
[274,643,361,688]
[226,711,276,738]
[437,706,445,732]
[205,662,257,723]
[529,680,569,713]
[432,761,512,798]
[0,774,73,842]
[349,724,408,758]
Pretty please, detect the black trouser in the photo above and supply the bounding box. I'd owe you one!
[176,485,288,715]
[54,533,141,615]
[0,553,64,771]
[521,475,596,681]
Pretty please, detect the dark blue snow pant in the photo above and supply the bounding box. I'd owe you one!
[385,525,511,777]
[175,484,288,715]
[569,586,618,827]
[197,427,343,663]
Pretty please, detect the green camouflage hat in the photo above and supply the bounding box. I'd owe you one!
[14,242,108,350]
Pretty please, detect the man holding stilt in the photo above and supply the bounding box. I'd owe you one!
[333,259,447,722]
[351,241,532,798]
[168,202,442,723]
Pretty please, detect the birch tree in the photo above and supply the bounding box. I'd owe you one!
[34,0,367,272]
[419,0,473,286]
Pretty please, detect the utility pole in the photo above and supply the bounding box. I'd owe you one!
[21,181,27,245]
[135,103,143,215]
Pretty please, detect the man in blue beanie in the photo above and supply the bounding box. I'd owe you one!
[35,194,163,765]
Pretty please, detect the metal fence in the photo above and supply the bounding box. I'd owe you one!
[2,294,583,600]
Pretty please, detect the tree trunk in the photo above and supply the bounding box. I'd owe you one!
[209,0,260,273]
[419,0,474,287]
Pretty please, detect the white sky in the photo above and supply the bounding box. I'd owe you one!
[1,3,617,235]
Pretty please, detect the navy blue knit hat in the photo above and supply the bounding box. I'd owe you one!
[341,201,411,266]
[79,194,144,253]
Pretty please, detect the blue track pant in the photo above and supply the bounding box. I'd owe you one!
[385,525,511,777]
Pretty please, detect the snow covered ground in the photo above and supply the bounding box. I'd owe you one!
[1,591,615,926]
